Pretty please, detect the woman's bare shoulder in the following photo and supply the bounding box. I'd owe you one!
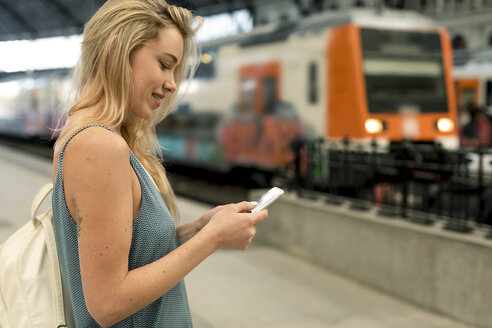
[62,126,131,181]
[66,126,126,150]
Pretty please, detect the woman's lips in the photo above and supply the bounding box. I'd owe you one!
[152,93,162,108]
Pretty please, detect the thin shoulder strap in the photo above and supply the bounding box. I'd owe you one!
[60,124,116,157]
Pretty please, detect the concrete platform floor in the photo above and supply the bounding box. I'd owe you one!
[0,143,475,328]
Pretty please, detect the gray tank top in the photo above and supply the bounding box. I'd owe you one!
[52,124,192,327]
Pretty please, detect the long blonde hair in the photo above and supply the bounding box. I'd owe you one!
[57,0,202,222]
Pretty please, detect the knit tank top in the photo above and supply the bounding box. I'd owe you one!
[52,125,192,327]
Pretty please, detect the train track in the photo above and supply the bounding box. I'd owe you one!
[0,135,248,205]
[0,135,54,159]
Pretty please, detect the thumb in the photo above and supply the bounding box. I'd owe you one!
[234,201,255,213]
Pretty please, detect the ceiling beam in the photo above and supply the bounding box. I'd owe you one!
[195,0,255,17]
[0,0,258,41]
[0,0,37,34]
[42,0,85,29]
[293,0,324,16]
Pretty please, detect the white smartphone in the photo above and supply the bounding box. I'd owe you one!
[250,187,284,213]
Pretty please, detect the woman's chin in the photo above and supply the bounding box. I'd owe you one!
[131,108,154,120]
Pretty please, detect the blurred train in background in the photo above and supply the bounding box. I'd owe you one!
[0,68,71,141]
[0,9,467,184]
[159,9,458,181]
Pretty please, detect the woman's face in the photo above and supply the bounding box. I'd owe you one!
[129,26,184,120]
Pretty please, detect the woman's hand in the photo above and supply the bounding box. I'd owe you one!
[197,204,229,228]
[177,203,246,245]
[200,201,268,250]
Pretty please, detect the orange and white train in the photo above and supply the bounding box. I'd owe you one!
[166,8,458,172]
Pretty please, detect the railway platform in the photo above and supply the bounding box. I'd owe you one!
[0,142,475,328]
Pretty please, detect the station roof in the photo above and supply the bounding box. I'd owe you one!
[0,0,254,42]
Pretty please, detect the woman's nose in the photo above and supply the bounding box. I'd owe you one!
[163,76,177,93]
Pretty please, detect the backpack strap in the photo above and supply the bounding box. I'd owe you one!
[30,183,72,326]
[30,183,53,227]
[40,211,68,327]
[0,244,6,312]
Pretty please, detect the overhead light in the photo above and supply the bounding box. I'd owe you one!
[200,53,213,64]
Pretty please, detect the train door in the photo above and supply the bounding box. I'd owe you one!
[238,62,280,116]
[455,78,479,109]
[221,61,302,168]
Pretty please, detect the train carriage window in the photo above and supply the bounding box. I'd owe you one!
[308,62,318,104]
[486,80,492,106]
[273,101,298,119]
[452,35,467,50]
[264,77,277,115]
[354,0,365,7]
[240,78,256,114]
[194,49,217,79]
[360,28,448,114]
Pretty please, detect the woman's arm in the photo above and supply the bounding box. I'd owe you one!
[62,128,267,327]
[176,218,205,245]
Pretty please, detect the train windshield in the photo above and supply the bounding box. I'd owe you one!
[360,28,448,114]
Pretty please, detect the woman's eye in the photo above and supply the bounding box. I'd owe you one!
[159,61,169,70]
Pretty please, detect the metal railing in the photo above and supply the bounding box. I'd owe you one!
[289,138,492,238]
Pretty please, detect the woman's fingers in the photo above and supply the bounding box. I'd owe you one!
[252,208,268,223]
[203,200,269,250]
[232,201,256,213]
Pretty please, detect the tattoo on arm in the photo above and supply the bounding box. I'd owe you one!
[72,197,83,238]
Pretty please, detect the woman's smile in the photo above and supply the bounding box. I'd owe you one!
[152,93,162,108]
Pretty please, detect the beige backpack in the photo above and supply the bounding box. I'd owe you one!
[0,183,74,327]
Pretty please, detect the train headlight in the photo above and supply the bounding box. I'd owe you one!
[365,119,384,134]
[436,118,454,133]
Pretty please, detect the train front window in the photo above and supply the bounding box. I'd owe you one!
[360,28,448,114]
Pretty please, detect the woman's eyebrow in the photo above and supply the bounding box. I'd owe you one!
[161,52,178,64]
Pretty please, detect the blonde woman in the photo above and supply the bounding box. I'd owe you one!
[51,0,268,326]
